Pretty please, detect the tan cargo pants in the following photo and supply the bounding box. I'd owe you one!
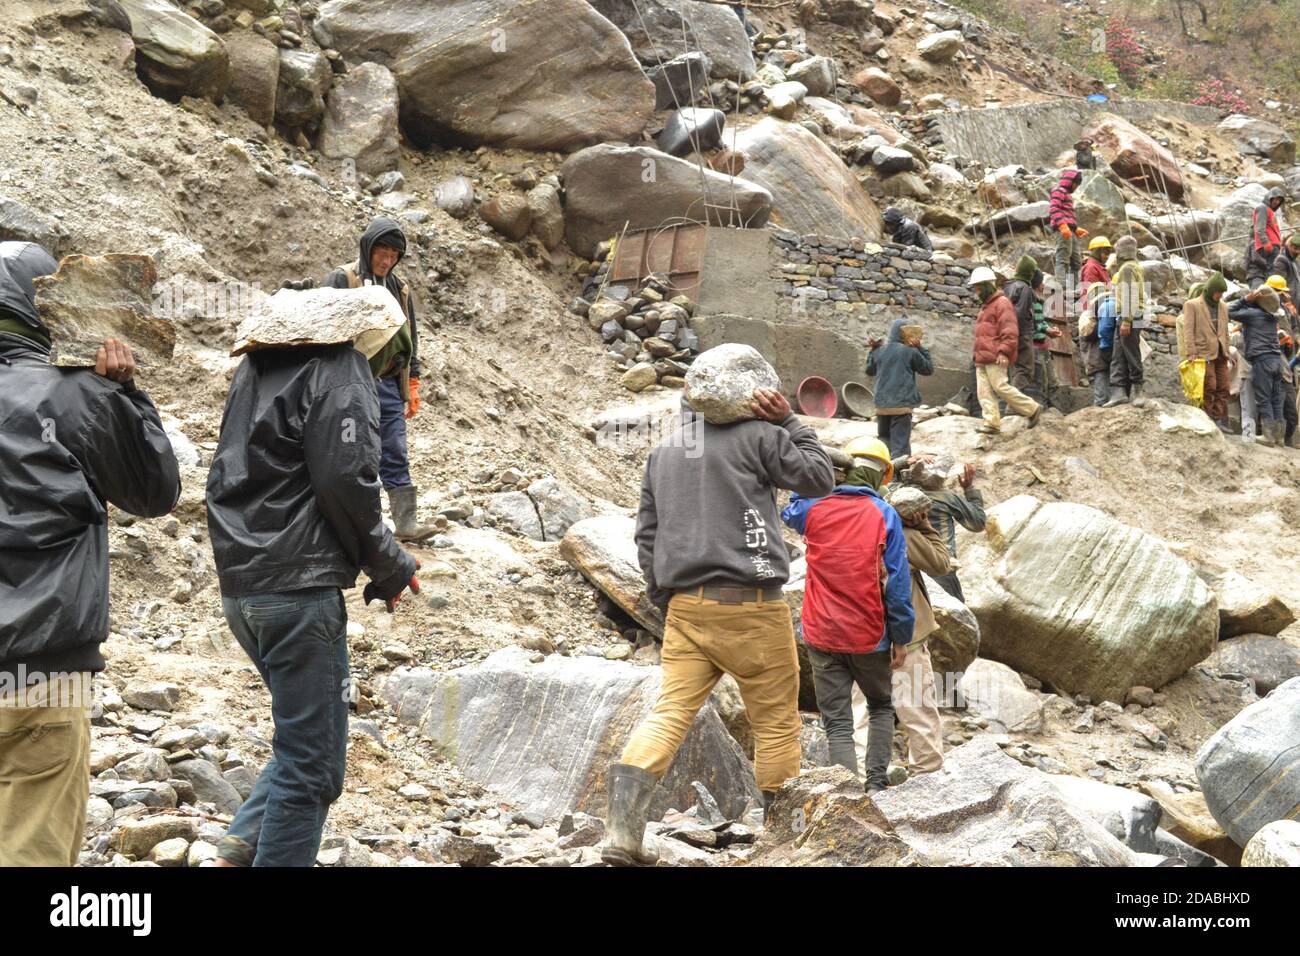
[621,591,803,792]
[0,672,93,866]
[852,642,944,775]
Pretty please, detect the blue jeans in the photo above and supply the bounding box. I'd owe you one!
[377,375,411,489]
[217,588,349,867]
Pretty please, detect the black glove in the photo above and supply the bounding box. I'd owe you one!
[363,556,420,612]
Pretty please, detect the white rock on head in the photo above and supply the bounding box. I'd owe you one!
[684,343,781,425]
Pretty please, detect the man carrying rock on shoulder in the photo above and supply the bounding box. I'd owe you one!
[601,347,834,866]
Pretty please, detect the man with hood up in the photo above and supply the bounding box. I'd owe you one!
[865,318,932,459]
[205,283,421,866]
[1004,255,1042,401]
[320,217,436,542]
[1229,284,1287,446]
[0,241,182,865]
[1246,187,1286,289]
[1177,273,1232,433]
[1104,236,1148,406]
[882,207,932,252]
[1048,169,1088,285]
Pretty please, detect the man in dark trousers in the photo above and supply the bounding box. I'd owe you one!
[866,318,933,459]
[882,207,932,252]
[0,241,181,866]
[321,218,436,542]
[600,372,834,866]
[206,308,421,867]
[1245,188,1286,289]
[1004,254,1042,402]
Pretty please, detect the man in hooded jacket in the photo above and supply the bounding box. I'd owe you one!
[970,266,1041,434]
[0,241,182,866]
[1048,169,1088,284]
[1104,237,1147,406]
[1229,285,1287,446]
[1004,255,1042,401]
[320,218,436,542]
[865,318,933,459]
[205,294,421,866]
[1246,188,1286,289]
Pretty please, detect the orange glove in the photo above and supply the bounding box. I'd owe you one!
[1058,223,1073,239]
[405,377,421,420]
[1075,227,1089,239]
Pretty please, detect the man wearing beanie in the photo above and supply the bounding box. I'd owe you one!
[1004,255,1043,401]
[1104,236,1148,406]
[1177,273,1232,433]
[1230,285,1287,445]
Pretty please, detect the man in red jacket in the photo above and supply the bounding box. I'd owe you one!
[1246,188,1286,289]
[969,266,1041,435]
[1080,235,1111,309]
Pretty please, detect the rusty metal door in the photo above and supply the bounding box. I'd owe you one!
[609,223,707,303]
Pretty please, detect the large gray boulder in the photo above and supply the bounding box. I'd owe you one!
[733,118,883,242]
[958,658,1043,732]
[1204,633,1300,696]
[1048,775,1162,853]
[118,0,230,101]
[588,0,756,82]
[1200,569,1295,638]
[921,572,979,679]
[560,515,664,634]
[319,62,401,176]
[1196,676,1300,847]
[168,758,243,815]
[963,496,1219,702]
[559,144,772,259]
[787,56,837,97]
[1218,114,1297,165]
[316,0,655,151]
[525,475,595,541]
[275,48,331,129]
[1242,820,1300,867]
[382,647,760,820]
[873,738,1139,865]
[224,31,279,127]
[646,52,712,111]
[684,343,779,425]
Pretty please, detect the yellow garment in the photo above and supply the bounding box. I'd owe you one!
[620,592,802,792]
[1180,359,1207,407]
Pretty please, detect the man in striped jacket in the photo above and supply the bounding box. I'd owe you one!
[1049,169,1088,288]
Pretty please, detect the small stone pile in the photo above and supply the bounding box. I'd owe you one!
[571,268,701,394]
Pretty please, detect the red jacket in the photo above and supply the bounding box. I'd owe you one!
[1080,256,1110,307]
[973,291,1019,366]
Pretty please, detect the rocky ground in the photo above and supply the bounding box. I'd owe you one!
[3,1,1297,868]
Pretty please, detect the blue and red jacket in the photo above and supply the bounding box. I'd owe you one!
[781,486,914,655]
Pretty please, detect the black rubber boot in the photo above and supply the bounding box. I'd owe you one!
[600,764,659,866]
[1102,386,1129,408]
[387,485,437,542]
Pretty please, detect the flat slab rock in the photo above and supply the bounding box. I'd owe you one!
[382,647,760,821]
[231,285,405,356]
[559,515,664,635]
[36,254,174,368]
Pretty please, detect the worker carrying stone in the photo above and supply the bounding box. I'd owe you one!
[866,318,933,460]
[882,206,932,252]
[0,242,182,866]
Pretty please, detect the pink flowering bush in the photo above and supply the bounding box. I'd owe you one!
[1191,78,1250,113]
[1104,18,1145,87]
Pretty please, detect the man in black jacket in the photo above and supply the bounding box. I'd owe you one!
[882,207,932,252]
[0,241,182,866]
[320,218,436,542]
[206,313,420,867]
[1229,287,1287,446]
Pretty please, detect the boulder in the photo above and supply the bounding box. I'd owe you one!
[168,758,243,815]
[485,490,544,540]
[871,145,915,175]
[745,766,913,866]
[873,738,1138,865]
[382,647,760,820]
[646,51,712,111]
[110,817,200,859]
[1148,210,1221,250]
[1048,775,1162,853]
[274,48,330,128]
[480,194,532,241]
[1155,402,1222,438]
[1138,780,1241,866]
[526,184,565,250]
[805,99,901,145]
[1200,569,1295,638]
[560,516,664,634]
[1204,634,1300,696]
[978,165,1028,209]
[121,680,180,712]
[0,196,69,254]
[1074,170,1127,232]
[733,117,883,242]
[963,496,1219,702]
[684,343,779,425]
[118,0,230,101]
[916,30,964,63]
[559,144,772,259]
[1084,114,1185,201]
[319,62,401,176]
[1218,114,1296,165]
[223,32,278,126]
[317,0,655,151]
[921,573,980,678]
[232,286,405,356]
[435,177,476,220]
[588,0,756,82]
[879,171,931,201]
[985,201,1049,233]
[525,476,594,541]
[852,67,900,108]
[35,254,175,370]
[1140,260,1171,296]
[958,658,1043,732]
[1242,820,1300,867]
[656,107,725,159]
[787,56,837,97]
[1195,676,1300,847]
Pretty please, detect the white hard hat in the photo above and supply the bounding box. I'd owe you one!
[968,266,997,285]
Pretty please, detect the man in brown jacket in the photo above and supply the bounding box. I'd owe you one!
[851,486,951,777]
[1177,272,1232,433]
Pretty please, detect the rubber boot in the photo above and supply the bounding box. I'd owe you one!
[1026,404,1042,428]
[1130,383,1146,407]
[1256,419,1276,446]
[1287,427,1300,449]
[1215,418,1232,435]
[1102,386,1129,408]
[387,485,437,542]
[600,764,659,866]
[1273,420,1288,447]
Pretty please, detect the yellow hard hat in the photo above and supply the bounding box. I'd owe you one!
[1266,274,1289,292]
[842,435,894,485]
[1088,235,1113,251]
